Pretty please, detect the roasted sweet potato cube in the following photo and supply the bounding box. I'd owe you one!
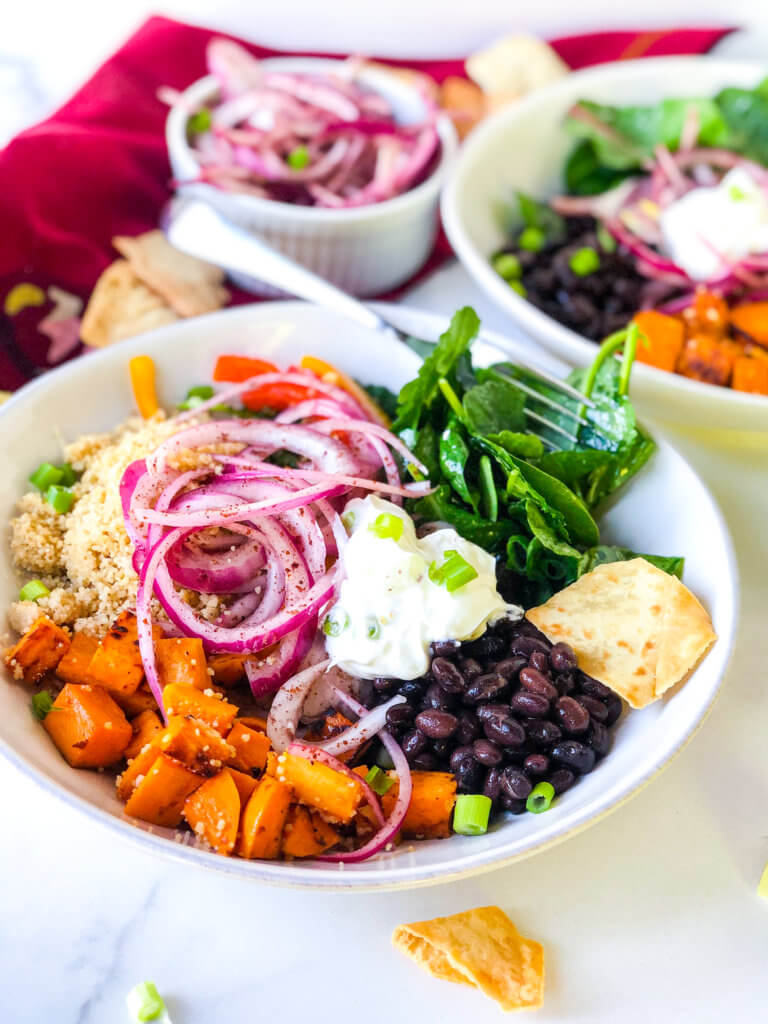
[676,334,736,386]
[225,767,259,804]
[87,611,145,697]
[632,310,685,373]
[730,301,768,345]
[183,770,240,854]
[116,743,159,802]
[207,652,247,688]
[238,714,268,732]
[682,291,730,337]
[237,775,293,859]
[225,721,271,774]
[382,771,457,839]
[55,632,98,685]
[124,753,204,827]
[156,637,209,690]
[732,356,768,394]
[161,683,238,735]
[276,751,362,824]
[125,709,163,761]
[114,682,158,718]
[281,805,340,858]
[5,616,70,684]
[43,683,132,768]
[157,715,235,773]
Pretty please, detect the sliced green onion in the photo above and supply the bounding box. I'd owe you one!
[322,609,350,638]
[177,395,206,411]
[375,743,395,770]
[429,549,479,592]
[365,765,394,796]
[341,508,357,532]
[508,280,527,298]
[58,463,79,487]
[453,794,492,836]
[187,107,212,136]
[596,223,616,252]
[19,579,50,603]
[366,617,381,640]
[478,455,498,522]
[30,690,57,722]
[186,384,215,400]
[525,781,555,814]
[287,145,310,170]
[29,462,63,491]
[518,226,545,252]
[492,252,522,280]
[45,485,74,514]
[569,246,600,276]
[126,980,166,1022]
[368,512,403,541]
[437,377,465,419]
[208,403,252,418]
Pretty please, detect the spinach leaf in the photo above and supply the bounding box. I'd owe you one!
[536,448,614,483]
[488,430,545,458]
[578,545,684,579]
[439,418,475,509]
[525,537,579,584]
[716,77,768,164]
[361,382,398,420]
[411,421,441,482]
[412,486,517,552]
[565,139,633,196]
[508,456,600,547]
[393,307,480,432]
[516,191,567,241]
[478,455,498,522]
[463,380,526,435]
[526,501,581,559]
[506,534,530,574]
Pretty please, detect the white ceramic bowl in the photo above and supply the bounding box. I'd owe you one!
[167,58,457,297]
[442,57,768,431]
[0,302,737,890]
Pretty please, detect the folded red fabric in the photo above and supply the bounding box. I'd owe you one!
[0,16,732,389]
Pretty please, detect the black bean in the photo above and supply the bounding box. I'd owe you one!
[555,671,576,696]
[555,696,590,735]
[458,657,483,681]
[510,636,551,658]
[414,709,458,740]
[517,619,549,640]
[424,682,457,712]
[578,673,612,701]
[412,752,438,771]
[431,657,465,693]
[449,745,475,772]
[472,738,503,767]
[500,767,533,801]
[588,721,611,758]
[454,709,481,745]
[467,634,506,661]
[549,768,576,795]
[523,753,550,778]
[483,713,526,749]
[455,758,485,793]
[578,695,609,723]
[510,690,550,718]
[386,703,415,728]
[464,673,508,705]
[551,740,596,774]
[402,729,429,760]
[525,719,562,749]
[501,796,526,814]
[398,680,426,701]
[604,693,623,727]
[483,767,502,802]
[529,651,550,675]
[431,639,460,658]
[519,667,558,701]
[550,642,577,673]
[373,677,397,695]
[432,737,454,761]
[476,703,510,723]
[495,655,527,680]
[489,615,520,639]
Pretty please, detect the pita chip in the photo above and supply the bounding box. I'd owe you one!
[113,230,229,317]
[393,906,544,1011]
[527,558,716,709]
[80,260,179,348]
[466,35,568,99]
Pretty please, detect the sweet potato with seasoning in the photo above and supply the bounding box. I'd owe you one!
[682,291,729,338]
[676,334,736,386]
[282,805,340,858]
[157,715,235,773]
[207,652,247,688]
[226,766,259,804]
[87,611,150,697]
[225,721,271,774]
[114,682,158,718]
[382,771,457,839]
[238,714,268,733]
[124,752,204,827]
[183,770,240,854]
[5,616,70,684]
[237,775,293,859]
[125,709,163,761]
[43,683,132,768]
[161,682,238,735]
[732,355,768,394]
[730,301,768,346]
[156,637,209,690]
[276,751,362,824]
[55,632,98,685]
[632,310,685,373]
[117,743,159,802]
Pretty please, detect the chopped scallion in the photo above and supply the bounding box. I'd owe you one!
[453,794,492,835]
[58,463,79,487]
[365,765,394,796]
[126,980,166,1022]
[492,252,522,280]
[428,549,479,592]
[518,226,545,252]
[478,455,498,522]
[45,485,74,514]
[569,246,600,277]
[29,462,63,491]
[287,145,310,170]
[187,107,212,136]
[525,781,555,814]
[369,512,403,541]
[19,579,50,603]
[322,609,350,637]
[366,617,381,640]
[186,385,215,400]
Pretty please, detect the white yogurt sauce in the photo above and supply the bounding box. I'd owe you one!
[659,167,768,281]
[324,495,521,680]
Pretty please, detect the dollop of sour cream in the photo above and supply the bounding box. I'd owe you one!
[659,167,768,281]
[324,495,521,680]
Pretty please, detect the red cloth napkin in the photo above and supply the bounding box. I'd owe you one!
[0,16,733,390]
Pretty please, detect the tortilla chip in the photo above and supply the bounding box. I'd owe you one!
[80,260,179,348]
[527,558,716,710]
[113,230,229,317]
[466,35,568,97]
[393,906,545,1012]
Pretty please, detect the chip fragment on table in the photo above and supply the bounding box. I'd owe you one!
[80,259,179,348]
[392,905,545,1011]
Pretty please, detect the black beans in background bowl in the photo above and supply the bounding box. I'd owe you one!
[371,615,625,827]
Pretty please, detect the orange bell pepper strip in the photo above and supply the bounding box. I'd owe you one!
[300,354,391,425]
[129,355,159,419]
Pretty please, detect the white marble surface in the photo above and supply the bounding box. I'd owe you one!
[2,14,768,1024]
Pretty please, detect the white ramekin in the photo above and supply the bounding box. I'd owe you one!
[166,57,457,297]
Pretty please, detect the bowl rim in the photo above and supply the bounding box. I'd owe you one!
[166,56,458,224]
[441,54,768,415]
[0,301,739,890]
